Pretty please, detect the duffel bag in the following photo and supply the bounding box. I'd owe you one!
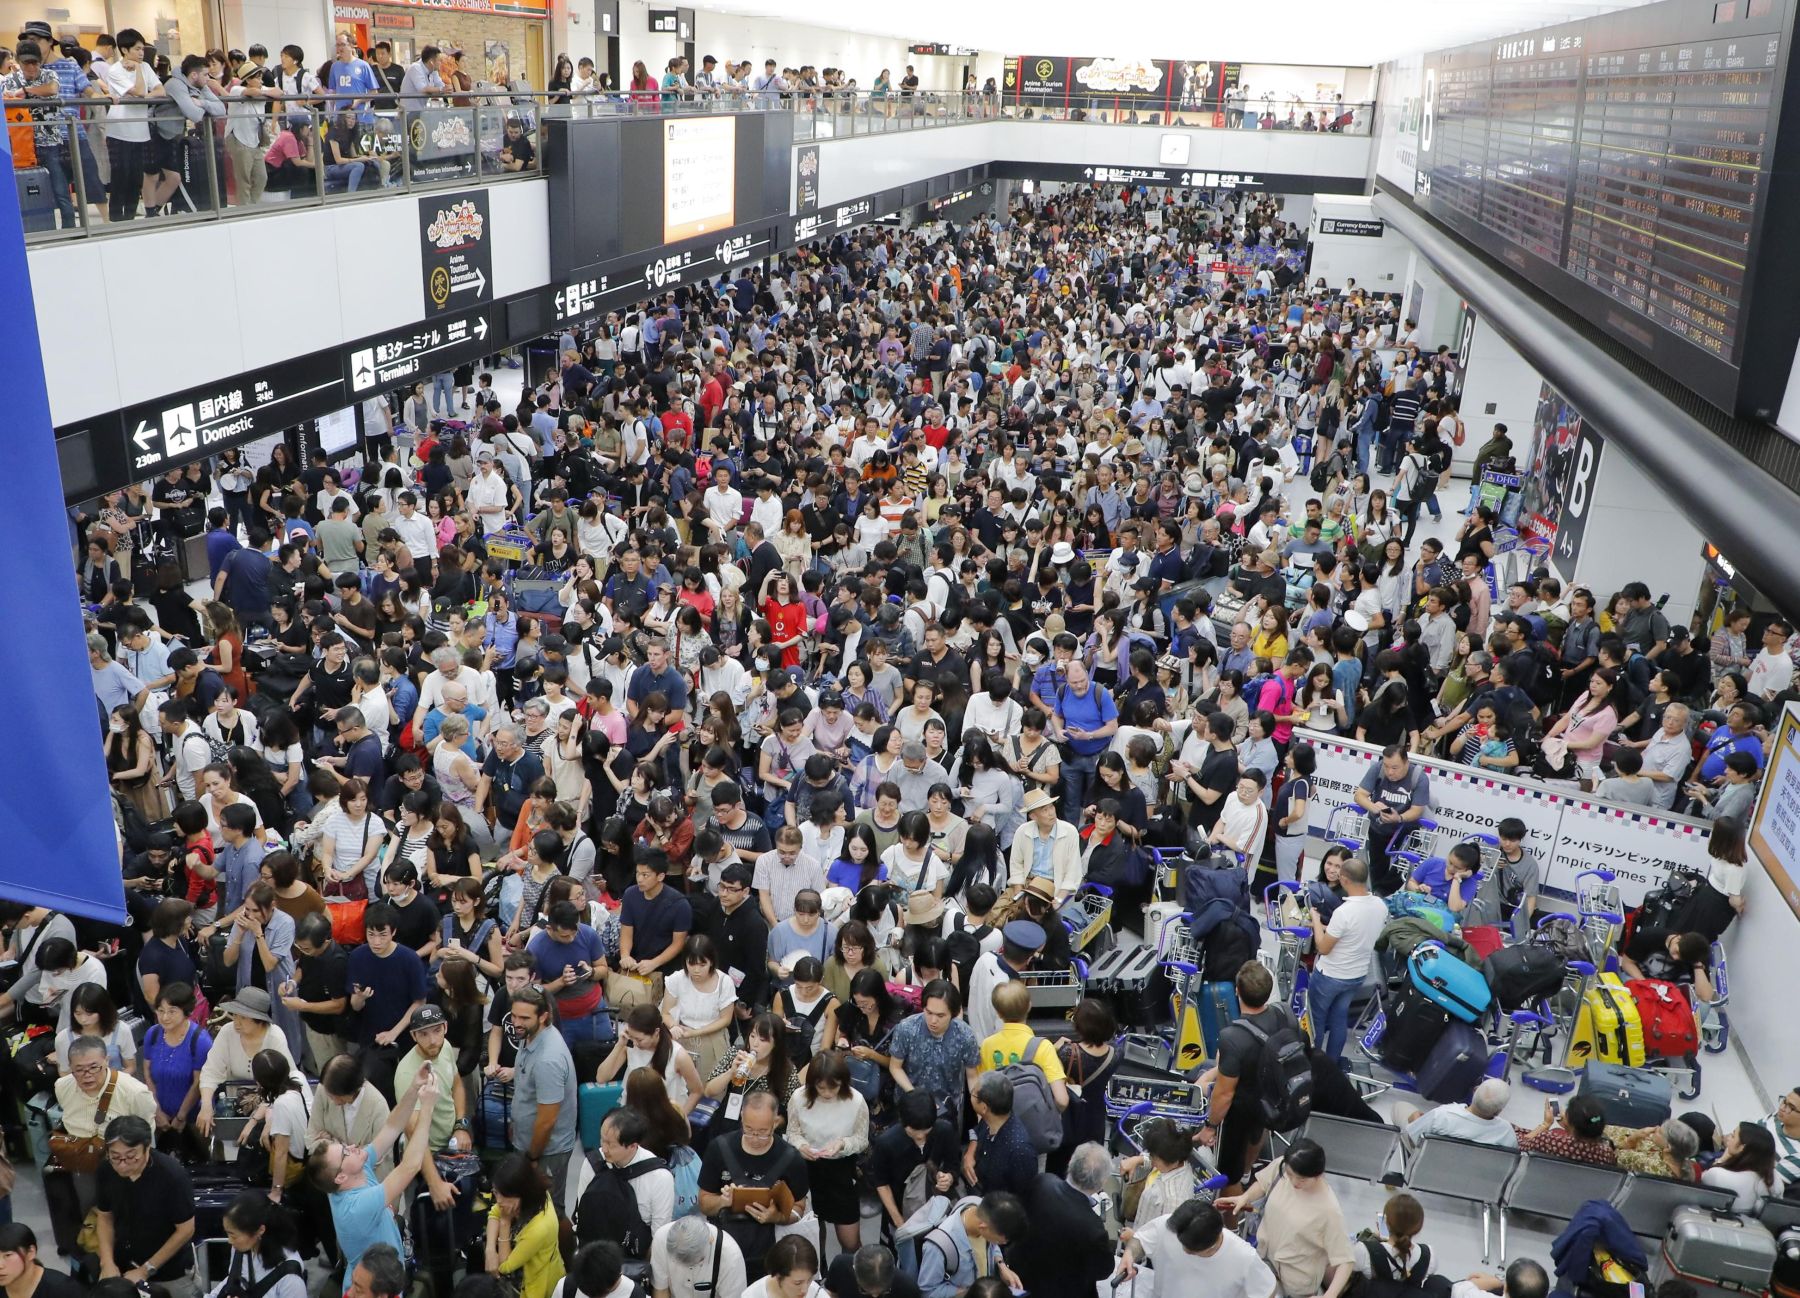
[1483,944,1566,1012]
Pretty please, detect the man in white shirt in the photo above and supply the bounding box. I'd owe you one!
[390,492,438,569]
[101,29,164,220]
[649,1214,746,1298]
[1397,1077,1519,1149]
[748,479,785,540]
[571,1108,675,1237]
[1119,1200,1276,1298]
[696,648,750,709]
[1306,855,1386,1066]
[467,453,512,535]
[159,696,212,802]
[1747,619,1794,701]
[700,468,744,541]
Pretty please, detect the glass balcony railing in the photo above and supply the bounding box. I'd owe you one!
[4,86,1372,243]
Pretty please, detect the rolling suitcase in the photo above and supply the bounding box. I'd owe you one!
[1578,1062,1673,1128]
[578,1081,624,1149]
[1774,1228,1799,1298]
[1571,972,1646,1067]
[1652,1206,1778,1298]
[1625,979,1700,1060]
[1091,946,1168,1031]
[1407,944,1491,1024]
[475,1077,513,1149]
[14,167,55,234]
[1414,1019,1491,1103]
[1375,980,1451,1073]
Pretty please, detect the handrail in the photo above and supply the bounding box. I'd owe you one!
[6,86,1375,243]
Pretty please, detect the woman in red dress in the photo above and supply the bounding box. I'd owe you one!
[763,572,809,671]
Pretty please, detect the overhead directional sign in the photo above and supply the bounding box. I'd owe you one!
[348,310,493,395]
[988,161,1369,196]
[118,351,346,477]
[419,190,493,318]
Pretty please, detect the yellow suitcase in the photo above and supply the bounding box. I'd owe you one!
[1569,971,1646,1067]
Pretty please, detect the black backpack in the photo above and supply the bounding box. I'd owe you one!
[1234,1014,1313,1132]
[778,991,833,1069]
[944,915,993,994]
[575,1153,667,1258]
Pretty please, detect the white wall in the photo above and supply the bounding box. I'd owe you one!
[552,0,599,75]
[30,181,548,428]
[617,0,684,80]
[1566,435,1705,625]
[1452,318,1541,478]
[1308,194,1410,293]
[811,118,1372,208]
[1402,249,1462,350]
[1238,63,1356,108]
[1733,819,1800,1106]
[220,0,330,67]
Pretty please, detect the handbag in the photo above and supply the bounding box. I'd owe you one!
[327,897,368,945]
[48,1070,120,1174]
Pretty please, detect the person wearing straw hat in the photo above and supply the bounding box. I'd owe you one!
[1006,790,1079,908]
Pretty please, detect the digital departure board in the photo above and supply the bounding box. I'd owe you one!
[1411,0,1800,419]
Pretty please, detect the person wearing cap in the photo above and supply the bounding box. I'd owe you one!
[965,921,1046,1046]
[2,42,77,228]
[394,1003,472,1224]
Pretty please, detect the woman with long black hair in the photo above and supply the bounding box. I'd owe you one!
[210,1193,306,1298]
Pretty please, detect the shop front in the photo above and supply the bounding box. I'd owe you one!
[334,0,546,91]
[5,0,211,60]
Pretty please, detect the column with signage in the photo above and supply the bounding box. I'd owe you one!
[1449,317,1543,481]
[0,135,131,922]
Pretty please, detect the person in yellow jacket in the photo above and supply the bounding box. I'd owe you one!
[486,1153,566,1298]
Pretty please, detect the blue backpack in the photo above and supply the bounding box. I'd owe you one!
[668,1144,701,1219]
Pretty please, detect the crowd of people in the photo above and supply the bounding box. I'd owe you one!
[14,180,1794,1298]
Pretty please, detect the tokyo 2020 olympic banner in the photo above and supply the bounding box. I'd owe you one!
[1294,730,1713,906]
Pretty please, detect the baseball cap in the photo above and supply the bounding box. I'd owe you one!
[409,1005,448,1032]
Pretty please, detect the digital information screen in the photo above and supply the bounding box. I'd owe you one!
[1413,0,1797,417]
[663,116,737,244]
[316,407,360,457]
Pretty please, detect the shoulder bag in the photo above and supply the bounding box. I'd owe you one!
[49,1070,120,1173]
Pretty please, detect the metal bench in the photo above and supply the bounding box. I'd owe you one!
[1405,1136,1522,1263]
[1297,1112,1403,1183]
[1609,1174,1735,1240]
[1501,1154,1627,1227]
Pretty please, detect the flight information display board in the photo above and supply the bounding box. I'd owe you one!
[1412,0,1800,418]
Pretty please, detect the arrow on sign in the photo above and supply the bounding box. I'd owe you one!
[474,317,488,341]
[1083,167,1094,178]
[454,267,488,297]
[553,289,564,315]
[132,420,157,452]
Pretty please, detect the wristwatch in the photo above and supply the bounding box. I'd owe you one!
[454,1118,472,1132]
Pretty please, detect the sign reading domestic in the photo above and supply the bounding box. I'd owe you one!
[120,352,345,477]
[1318,217,1385,237]
[794,144,820,215]
[348,311,492,396]
[419,190,492,318]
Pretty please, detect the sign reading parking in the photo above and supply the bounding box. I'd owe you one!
[419,190,493,318]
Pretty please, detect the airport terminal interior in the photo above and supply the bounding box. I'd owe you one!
[4,2,1800,1298]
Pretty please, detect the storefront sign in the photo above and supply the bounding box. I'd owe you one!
[369,0,546,15]
[372,12,415,27]
[910,43,977,56]
[419,189,492,317]
[794,144,819,215]
[1296,731,1713,906]
[348,310,492,395]
[334,4,372,19]
[117,352,347,478]
[1318,217,1385,237]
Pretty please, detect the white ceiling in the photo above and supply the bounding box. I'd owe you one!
[690,0,1666,67]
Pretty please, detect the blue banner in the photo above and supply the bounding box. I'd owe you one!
[0,141,129,925]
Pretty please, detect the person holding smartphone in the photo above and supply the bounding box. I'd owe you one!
[524,900,609,1046]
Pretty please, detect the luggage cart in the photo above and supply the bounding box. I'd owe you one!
[1060,883,1116,955]
[1021,967,1084,1014]
[1697,941,1730,1055]
[1157,911,1204,967]
[1388,825,1496,880]
[1112,1101,1228,1194]
[1262,880,1313,1029]
[1322,803,1369,855]
[1574,868,1625,962]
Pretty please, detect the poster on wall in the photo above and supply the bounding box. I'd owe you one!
[794,143,819,215]
[1748,704,1800,921]
[1295,731,1714,905]
[484,40,510,87]
[1519,382,1605,569]
[418,190,493,318]
[1001,55,1238,117]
